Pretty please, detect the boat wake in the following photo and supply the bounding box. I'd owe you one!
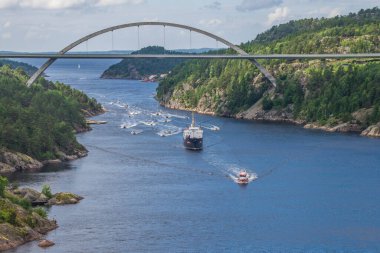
[140,120,156,126]
[202,124,220,131]
[130,129,143,135]
[120,122,138,129]
[156,126,182,137]
[227,167,258,184]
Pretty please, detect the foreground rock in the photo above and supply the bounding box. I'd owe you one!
[10,188,49,205]
[0,148,88,174]
[38,239,55,248]
[10,187,84,206]
[0,149,43,174]
[0,198,57,251]
[48,192,83,205]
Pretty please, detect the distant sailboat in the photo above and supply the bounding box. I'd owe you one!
[78,64,81,69]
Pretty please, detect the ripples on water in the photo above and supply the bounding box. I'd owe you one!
[7,59,380,253]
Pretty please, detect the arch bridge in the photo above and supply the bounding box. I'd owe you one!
[1,22,379,87]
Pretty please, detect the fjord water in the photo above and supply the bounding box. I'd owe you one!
[8,59,380,252]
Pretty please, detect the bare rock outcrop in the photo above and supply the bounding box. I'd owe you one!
[10,188,49,204]
[38,239,55,248]
[0,149,42,173]
[361,123,380,137]
[48,192,83,205]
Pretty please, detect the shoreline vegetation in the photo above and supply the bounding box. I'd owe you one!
[100,8,380,138]
[0,177,83,251]
[155,8,380,138]
[0,64,105,174]
[153,8,380,138]
[1,7,379,252]
[0,61,99,250]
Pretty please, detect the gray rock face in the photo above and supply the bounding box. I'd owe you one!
[361,123,380,137]
[11,188,49,203]
[38,239,55,248]
[0,162,16,173]
[48,192,84,205]
[0,149,42,172]
[304,122,364,133]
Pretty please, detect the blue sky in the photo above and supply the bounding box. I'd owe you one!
[0,0,378,52]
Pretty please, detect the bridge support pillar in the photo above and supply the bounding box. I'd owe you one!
[249,59,277,88]
[27,58,57,86]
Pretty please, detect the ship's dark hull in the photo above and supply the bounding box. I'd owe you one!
[183,137,203,150]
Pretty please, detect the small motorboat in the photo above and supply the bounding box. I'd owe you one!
[237,170,249,185]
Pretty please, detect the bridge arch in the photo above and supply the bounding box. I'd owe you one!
[27,21,276,87]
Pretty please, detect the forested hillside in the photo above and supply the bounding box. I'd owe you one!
[101,46,187,79]
[0,64,103,163]
[157,7,380,136]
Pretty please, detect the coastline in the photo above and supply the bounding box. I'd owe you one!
[0,107,106,175]
[0,108,103,250]
[160,102,380,138]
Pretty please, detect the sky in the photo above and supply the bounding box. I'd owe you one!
[0,0,378,52]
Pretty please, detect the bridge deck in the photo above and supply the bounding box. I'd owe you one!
[1,53,380,59]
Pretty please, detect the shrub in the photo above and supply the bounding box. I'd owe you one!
[0,208,17,225]
[262,96,273,111]
[32,207,47,218]
[0,176,8,197]
[5,192,31,210]
[41,185,53,198]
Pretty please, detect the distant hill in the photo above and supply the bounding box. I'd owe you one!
[101,46,190,80]
[157,7,380,137]
[0,59,38,77]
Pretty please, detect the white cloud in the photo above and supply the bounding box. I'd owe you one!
[95,0,144,7]
[236,0,282,12]
[0,0,144,9]
[267,7,289,26]
[204,1,221,10]
[328,8,340,18]
[199,18,222,26]
[3,21,11,28]
[19,0,87,9]
[0,0,17,9]
[2,32,12,39]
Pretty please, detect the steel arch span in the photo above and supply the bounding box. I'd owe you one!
[27,21,276,87]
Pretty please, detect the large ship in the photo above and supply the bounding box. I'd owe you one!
[183,113,203,150]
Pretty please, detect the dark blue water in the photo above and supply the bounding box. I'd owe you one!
[7,59,380,253]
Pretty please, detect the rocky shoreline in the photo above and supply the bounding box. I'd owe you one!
[0,145,88,174]
[0,107,107,175]
[161,101,380,138]
[0,186,83,251]
[0,110,104,249]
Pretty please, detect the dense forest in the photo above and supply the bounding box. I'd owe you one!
[101,46,187,79]
[157,7,380,132]
[0,64,103,161]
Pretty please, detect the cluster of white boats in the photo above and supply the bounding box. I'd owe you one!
[110,100,254,185]
[110,100,219,137]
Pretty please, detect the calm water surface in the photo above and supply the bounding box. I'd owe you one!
[6,59,380,252]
